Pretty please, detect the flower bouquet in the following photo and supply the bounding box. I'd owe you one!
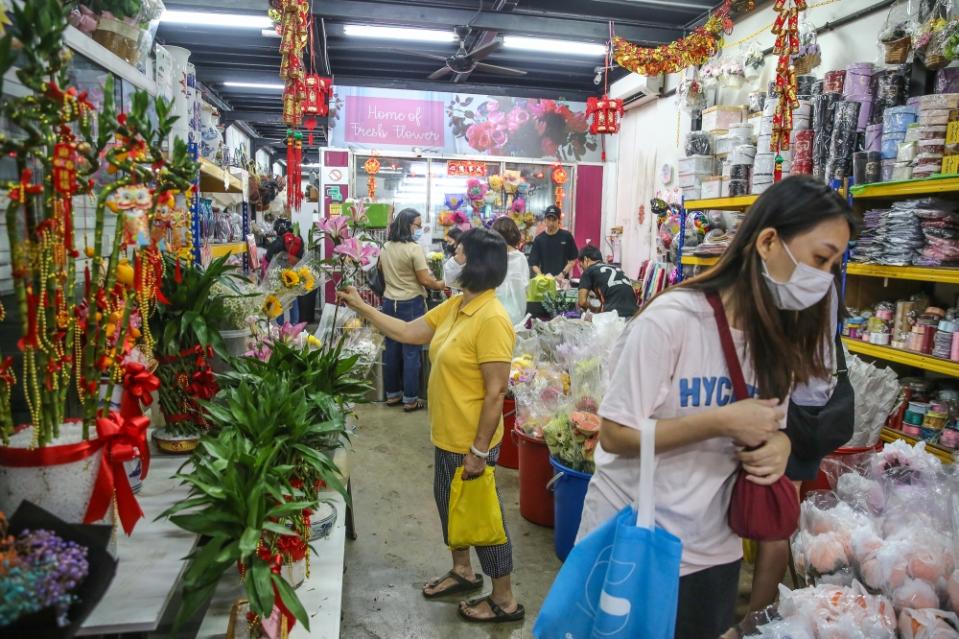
[0,501,118,637]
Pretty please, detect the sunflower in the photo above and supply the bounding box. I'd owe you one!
[297,267,316,291]
[280,269,300,288]
[263,294,283,319]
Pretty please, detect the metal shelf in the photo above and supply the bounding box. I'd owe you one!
[850,176,959,199]
[880,427,955,463]
[199,159,244,194]
[845,263,959,285]
[842,338,959,377]
[683,195,758,211]
[209,242,247,259]
[680,255,720,266]
[63,25,156,95]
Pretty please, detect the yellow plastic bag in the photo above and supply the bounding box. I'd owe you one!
[448,466,508,549]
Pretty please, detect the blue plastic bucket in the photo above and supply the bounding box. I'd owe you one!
[548,456,593,561]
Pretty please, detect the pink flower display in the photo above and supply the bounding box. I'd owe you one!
[316,215,350,241]
[449,95,598,161]
[333,237,380,266]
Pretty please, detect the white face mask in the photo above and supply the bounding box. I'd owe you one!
[412,229,424,241]
[762,242,834,311]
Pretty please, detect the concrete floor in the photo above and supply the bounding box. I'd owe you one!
[341,403,561,639]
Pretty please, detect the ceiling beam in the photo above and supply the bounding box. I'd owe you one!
[165,0,682,44]
[221,110,286,123]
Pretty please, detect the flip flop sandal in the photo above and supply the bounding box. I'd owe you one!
[458,596,526,623]
[422,570,483,599]
[403,400,426,413]
[385,399,403,407]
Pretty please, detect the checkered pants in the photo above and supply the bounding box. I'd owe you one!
[433,446,513,579]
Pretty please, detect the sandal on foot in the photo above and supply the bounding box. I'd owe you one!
[385,399,403,407]
[458,596,525,623]
[403,400,426,413]
[422,570,483,599]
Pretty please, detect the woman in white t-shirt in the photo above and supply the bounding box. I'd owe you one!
[576,176,856,638]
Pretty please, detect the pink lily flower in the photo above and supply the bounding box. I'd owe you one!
[334,238,381,266]
[316,215,351,241]
[278,321,307,342]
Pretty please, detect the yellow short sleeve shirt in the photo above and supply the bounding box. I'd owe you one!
[424,290,516,453]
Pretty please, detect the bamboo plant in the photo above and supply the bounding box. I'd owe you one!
[0,0,197,444]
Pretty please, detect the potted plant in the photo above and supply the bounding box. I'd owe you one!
[209,278,264,360]
[150,254,243,453]
[164,373,348,636]
[89,0,143,64]
[0,0,196,529]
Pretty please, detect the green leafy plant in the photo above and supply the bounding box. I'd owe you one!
[151,255,245,436]
[89,0,142,21]
[227,339,372,409]
[161,434,313,632]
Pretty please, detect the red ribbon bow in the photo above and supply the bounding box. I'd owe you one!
[122,362,160,409]
[83,411,150,535]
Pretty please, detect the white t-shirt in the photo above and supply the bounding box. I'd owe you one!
[577,289,788,576]
[443,250,530,326]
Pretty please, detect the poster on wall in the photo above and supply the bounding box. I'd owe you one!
[328,85,601,162]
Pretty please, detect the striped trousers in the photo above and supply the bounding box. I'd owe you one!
[433,446,513,578]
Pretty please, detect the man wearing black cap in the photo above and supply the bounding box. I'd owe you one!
[529,205,578,279]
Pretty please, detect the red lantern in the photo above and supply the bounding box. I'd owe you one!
[303,74,332,117]
[586,95,624,135]
[364,156,381,200]
[551,165,568,209]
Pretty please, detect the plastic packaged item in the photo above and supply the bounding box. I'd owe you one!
[678,172,705,189]
[917,93,959,110]
[731,145,757,165]
[677,154,715,174]
[919,139,946,156]
[824,70,846,94]
[729,163,751,180]
[919,110,953,126]
[936,68,959,95]
[728,179,748,196]
[684,131,713,156]
[865,151,882,183]
[884,105,919,132]
[702,105,744,131]
[754,152,776,174]
[919,125,948,140]
[747,91,766,114]
[680,184,701,200]
[757,134,773,153]
[897,141,918,162]
[883,137,904,160]
[866,123,883,152]
[891,163,914,181]
[844,62,876,99]
[713,134,739,156]
[882,159,896,181]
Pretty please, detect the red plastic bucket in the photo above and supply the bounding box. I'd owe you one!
[800,443,883,501]
[514,425,554,527]
[498,399,519,469]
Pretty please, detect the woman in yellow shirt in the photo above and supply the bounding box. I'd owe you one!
[338,228,524,624]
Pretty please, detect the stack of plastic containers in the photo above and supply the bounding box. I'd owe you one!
[913,94,959,179]
[882,105,918,180]
[678,155,716,201]
[843,62,875,132]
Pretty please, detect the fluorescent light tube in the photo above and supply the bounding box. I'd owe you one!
[261,28,280,38]
[160,10,273,29]
[223,82,285,90]
[343,24,455,42]
[503,36,607,56]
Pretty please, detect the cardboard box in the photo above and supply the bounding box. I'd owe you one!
[702,106,744,132]
[700,176,723,199]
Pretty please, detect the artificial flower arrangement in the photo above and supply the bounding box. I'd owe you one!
[0,511,89,628]
[0,0,199,533]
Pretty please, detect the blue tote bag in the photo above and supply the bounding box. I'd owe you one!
[533,420,683,639]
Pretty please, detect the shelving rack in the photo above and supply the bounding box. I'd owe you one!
[675,195,755,279]
[843,175,959,463]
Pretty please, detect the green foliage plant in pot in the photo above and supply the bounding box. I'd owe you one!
[165,373,349,635]
[150,254,243,453]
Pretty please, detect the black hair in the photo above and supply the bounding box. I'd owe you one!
[458,228,508,293]
[273,217,293,235]
[681,175,858,399]
[387,208,422,242]
[447,226,464,243]
[579,245,603,262]
[491,216,522,248]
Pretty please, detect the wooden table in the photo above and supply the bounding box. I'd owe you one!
[78,443,197,636]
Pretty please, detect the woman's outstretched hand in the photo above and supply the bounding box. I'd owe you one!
[336,286,364,310]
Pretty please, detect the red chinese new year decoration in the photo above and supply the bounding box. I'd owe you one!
[364,156,381,200]
[551,165,569,209]
[586,96,624,135]
[53,137,79,258]
[275,0,309,127]
[770,0,806,153]
[286,130,303,211]
[447,160,488,177]
[83,411,150,535]
[614,0,733,76]
[303,74,332,145]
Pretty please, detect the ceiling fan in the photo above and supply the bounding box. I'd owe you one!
[402,25,528,81]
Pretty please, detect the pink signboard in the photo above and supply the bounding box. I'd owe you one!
[344,96,445,147]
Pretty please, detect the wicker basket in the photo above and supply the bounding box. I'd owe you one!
[924,51,949,71]
[883,36,912,64]
[792,52,821,75]
[92,15,141,65]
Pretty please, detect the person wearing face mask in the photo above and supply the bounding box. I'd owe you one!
[572,176,857,638]
[337,229,525,624]
[379,208,446,412]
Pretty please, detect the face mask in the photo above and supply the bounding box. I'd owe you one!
[762,242,834,311]
[413,229,423,241]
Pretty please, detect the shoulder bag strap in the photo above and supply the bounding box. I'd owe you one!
[705,292,750,402]
[636,418,656,530]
